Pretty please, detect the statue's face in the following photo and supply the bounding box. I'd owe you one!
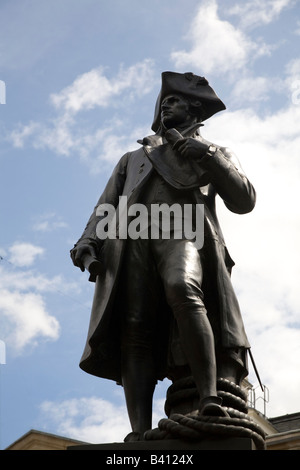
[161,94,191,129]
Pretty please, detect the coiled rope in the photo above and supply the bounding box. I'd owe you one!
[145,377,266,450]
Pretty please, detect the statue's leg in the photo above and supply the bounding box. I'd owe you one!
[120,238,161,438]
[153,238,227,416]
[121,324,156,437]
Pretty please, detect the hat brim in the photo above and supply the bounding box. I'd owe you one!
[151,71,226,132]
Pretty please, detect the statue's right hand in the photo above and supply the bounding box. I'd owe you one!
[70,244,97,272]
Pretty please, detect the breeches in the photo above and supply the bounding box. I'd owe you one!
[120,237,206,356]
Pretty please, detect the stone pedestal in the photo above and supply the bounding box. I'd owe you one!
[68,436,256,451]
[68,378,265,456]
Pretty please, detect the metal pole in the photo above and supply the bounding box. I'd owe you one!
[249,348,264,392]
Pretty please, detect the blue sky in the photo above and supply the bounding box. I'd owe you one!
[0,0,300,449]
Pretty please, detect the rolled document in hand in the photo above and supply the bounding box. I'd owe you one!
[164,127,210,186]
[165,128,183,146]
[82,253,102,281]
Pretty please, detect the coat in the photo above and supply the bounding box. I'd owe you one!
[73,131,256,383]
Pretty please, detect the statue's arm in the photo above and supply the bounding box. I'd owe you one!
[174,136,255,214]
[200,147,256,214]
[70,152,129,272]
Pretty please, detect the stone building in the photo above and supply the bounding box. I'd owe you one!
[5,410,300,450]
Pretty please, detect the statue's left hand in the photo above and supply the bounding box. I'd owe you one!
[173,137,209,160]
[70,243,98,272]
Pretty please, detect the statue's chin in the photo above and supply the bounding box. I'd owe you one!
[161,119,174,130]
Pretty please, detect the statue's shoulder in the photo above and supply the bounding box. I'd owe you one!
[218,146,239,164]
[128,146,146,160]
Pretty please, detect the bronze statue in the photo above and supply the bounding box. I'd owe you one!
[70,72,257,443]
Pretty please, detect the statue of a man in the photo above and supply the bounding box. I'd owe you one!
[70,72,256,442]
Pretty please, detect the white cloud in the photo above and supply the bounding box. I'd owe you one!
[171,0,259,74]
[0,266,66,294]
[0,287,60,351]
[87,124,151,170]
[39,396,129,443]
[32,212,68,232]
[39,394,167,444]
[230,75,284,104]
[0,242,77,353]
[50,59,156,116]
[33,114,76,157]
[8,60,156,170]
[285,57,300,84]
[8,242,44,267]
[228,0,295,30]
[9,122,41,148]
[50,67,114,114]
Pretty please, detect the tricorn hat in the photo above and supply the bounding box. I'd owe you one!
[151,71,226,132]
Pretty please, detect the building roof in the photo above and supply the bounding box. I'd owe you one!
[269,412,300,433]
[5,429,88,451]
